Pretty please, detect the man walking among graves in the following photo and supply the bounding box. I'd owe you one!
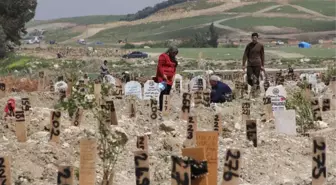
[155,46,179,111]
[209,75,232,103]
[242,33,265,89]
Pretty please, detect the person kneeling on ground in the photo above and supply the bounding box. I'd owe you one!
[3,98,15,120]
[209,75,232,103]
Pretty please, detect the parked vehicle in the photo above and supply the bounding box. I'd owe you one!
[122,51,148,59]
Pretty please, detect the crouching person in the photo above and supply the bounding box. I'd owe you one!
[3,98,15,121]
[209,75,232,103]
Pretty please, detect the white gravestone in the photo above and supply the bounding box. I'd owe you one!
[266,85,287,112]
[189,75,206,93]
[274,109,296,135]
[125,81,142,100]
[143,80,160,101]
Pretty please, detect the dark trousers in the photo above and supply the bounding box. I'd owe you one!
[159,84,172,111]
[246,66,261,87]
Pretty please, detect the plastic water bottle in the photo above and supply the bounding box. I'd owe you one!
[159,81,167,92]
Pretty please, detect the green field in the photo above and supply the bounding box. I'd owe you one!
[291,0,336,16]
[138,47,336,60]
[227,2,278,12]
[175,0,224,10]
[89,14,233,42]
[222,17,336,32]
[44,28,81,42]
[266,5,304,14]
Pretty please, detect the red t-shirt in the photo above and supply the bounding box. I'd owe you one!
[155,53,177,85]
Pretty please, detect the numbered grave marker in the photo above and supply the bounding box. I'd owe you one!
[49,80,55,92]
[80,139,97,185]
[311,99,322,121]
[134,151,150,185]
[129,101,136,118]
[181,93,191,121]
[263,97,272,120]
[21,98,31,112]
[242,102,251,123]
[72,108,83,126]
[171,156,191,185]
[175,79,181,94]
[184,116,197,148]
[57,166,74,185]
[115,84,123,99]
[263,80,270,92]
[0,156,12,185]
[312,137,326,185]
[50,111,61,143]
[101,101,118,125]
[0,83,5,98]
[222,149,241,185]
[194,91,203,106]
[182,147,208,185]
[213,114,222,135]
[203,90,211,107]
[322,98,330,112]
[15,110,27,142]
[136,135,149,151]
[162,95,170,117]
[150,99,158,120]
[38,71,45,91]
[246,120,257,147]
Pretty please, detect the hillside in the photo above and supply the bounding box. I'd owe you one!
[26,0,336,44]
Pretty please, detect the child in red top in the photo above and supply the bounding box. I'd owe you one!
[3,98,15,120]
[155,46,179,111]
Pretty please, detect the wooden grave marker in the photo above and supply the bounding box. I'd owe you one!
[101,100,118,125]
[162,94,171,117]
[21,98,31,112]
[222,149,241,185]
[114,84,123,99]
[322,98,330,112]
[181,93,192,121]
[72,108,83,126]
[246,120,257,147]
[129,100,136,118]
[50,111,61,143]
[263,80,270,93]
[150,98,158,120]
[312,137,326,185]
[38,71,45,91]
[0,83,5,98]
[182,147,209,185]
[196,131,218,185]
[79,139,97,185]
[184,116,197,148]
[57,166,74,185]
[242,102,251,124]
[15,110,27,142]
[213,114,222,136]
[203,90,211,107]
[134,150,150,185]
[263,97,272,120]
[330,76,336,94]
[171,156,191,185]
[0,156,12,185]
[94,83,102,105]
[49,80,55,92]
[311,98,322,121]
[136,135,149,152]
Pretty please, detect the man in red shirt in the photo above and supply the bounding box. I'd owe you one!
[155,46,179,111]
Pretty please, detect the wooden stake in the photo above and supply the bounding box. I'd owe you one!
[246,120,257,147]
[136,135,149,152]
[50,111,61,143]
[162,95,171,117]
[182,147,209,185]
[311,98,322,121]
[181,93,191,121]
[221,149,241,185]
[171,156,191,185]
[79,139,97,185]
[312,137,326,185]
[57,166,74,185]
[72,108,83,126]
[94,83,102,106]
[0,156,12,185]
[129,101,136,118]
[213,114,222,136]
[242,102,251,124]
[196,131,218,185]
[134,150,150,185]
[15,110,27,142]
[263,97,272,120]
[0,83,6,98]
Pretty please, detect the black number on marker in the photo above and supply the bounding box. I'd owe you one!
[312,153,327,179]
[57,167,71,184]
[313,140,326,153]
[52,112,61,119]
[0,169,5,178]
[134,153,148,166]
[0,158,4,168]
[73,121,79,126]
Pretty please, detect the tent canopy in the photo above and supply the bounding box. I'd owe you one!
[298,42,311,48]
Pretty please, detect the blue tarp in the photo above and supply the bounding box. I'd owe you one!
[298,42,311,48]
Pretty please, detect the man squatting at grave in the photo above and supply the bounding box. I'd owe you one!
[154,46,179,111]
[242,32,265,89]
[209,75,232,103]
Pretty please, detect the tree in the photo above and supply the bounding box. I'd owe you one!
[0,0,37,58]
[208,23,219,48]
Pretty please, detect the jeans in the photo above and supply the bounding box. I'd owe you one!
[159,84,172,111]
[246,66,261,87]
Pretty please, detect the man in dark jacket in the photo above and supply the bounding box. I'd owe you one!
[209,75,232,103]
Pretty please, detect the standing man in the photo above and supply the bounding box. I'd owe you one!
[100,60,109,79]
[242,33,265,88]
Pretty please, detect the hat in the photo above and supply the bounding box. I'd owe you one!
[210,75,221,81]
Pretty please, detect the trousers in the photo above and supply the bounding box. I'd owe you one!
[159,84,172,111]
[246,66,261,87]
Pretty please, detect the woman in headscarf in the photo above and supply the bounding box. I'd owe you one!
[155,46,179,111]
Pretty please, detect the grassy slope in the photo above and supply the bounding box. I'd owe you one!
[174,0,225,10]
[89,14,233,42]
[290,0,336,16]
[43,28,81,42]
[266,5,304,14]
[227,2,278,12]
[221,17,336,32]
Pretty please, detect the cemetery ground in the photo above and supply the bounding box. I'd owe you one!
[0,46,335,185]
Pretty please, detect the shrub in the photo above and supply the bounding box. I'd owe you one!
[122,43,135,49]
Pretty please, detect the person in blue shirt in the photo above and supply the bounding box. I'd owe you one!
[209,75,232,103]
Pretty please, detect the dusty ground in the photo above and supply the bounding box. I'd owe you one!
[0,77,335,185]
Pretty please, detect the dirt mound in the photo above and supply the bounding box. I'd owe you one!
[0,76,38,92]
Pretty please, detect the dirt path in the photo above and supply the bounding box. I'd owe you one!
[254,4,284,14]
[288,4,329,17]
